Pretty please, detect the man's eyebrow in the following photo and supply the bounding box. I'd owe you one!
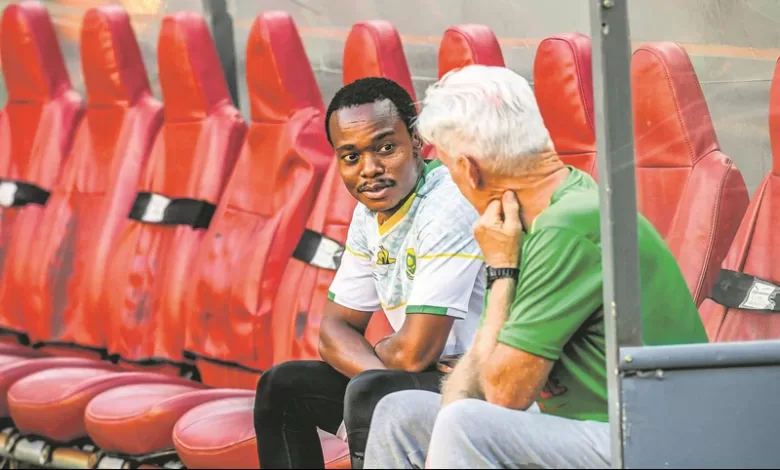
[372,130,396,142]
[336,143,356,152]
[335,130,397,153]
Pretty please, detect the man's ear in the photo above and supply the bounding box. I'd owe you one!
[411,132,424,156]
[462,156,482,190]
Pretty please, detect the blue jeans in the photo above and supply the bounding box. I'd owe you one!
[364,390,611,469]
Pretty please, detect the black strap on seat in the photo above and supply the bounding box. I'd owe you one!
[0,179,50,208]
[128,192,216,229]
[292,229,345,271]
[709,269,780,313]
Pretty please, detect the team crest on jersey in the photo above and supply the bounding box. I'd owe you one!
[406,248,417,280]
[376,245,396,265]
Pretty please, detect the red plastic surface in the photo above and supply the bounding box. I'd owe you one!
[85,384,247,455]
[0,6,163,351]
[343,21,416,100]
[533,33,597,176]
[0,1,83,336]
[631,42,749,306]
[183,11,331,382]
[699,58,780,341]
[173,396,349,469]
[0,357,115,418]
[101,11,245,366]
[7,368,197,442]
[438,24,505,79]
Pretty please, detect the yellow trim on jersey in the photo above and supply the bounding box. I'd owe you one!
[378,192,417,236]
[345,245,369,259]
[419,252,485,261]
[380,301,407,311]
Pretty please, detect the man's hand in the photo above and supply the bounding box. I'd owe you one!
[473,191,524,269]
[318,302,387,378]
[440,349,483,407]
[374,314,455,372]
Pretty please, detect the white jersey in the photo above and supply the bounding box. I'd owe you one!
[328,160,486,356]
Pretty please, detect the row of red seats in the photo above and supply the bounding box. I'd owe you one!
[0,2,775,469]
[532,34,779,343]
[0,3,503,469]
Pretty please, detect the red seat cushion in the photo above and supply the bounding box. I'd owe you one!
[0,342,47,358]
[7,368,198,442]
[0,357,115,418]
[0,2,83,336]
[101,11,245,367]
[533,33,597,177]
[183,11,331,383]
[0,5,162,350]
[631,42,749,306]
[85,384,246,455]
[173,396,349,470]
[699,59,780,342]
[438,24,505,78]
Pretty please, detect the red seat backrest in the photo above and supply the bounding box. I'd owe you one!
[631,42,749,306]
[272,161,363,367]
[0,6,163,354]
[183,11,332,389]
[0,2,83,337]
[343,20,416,100]
[698,59,780,342]
[438,24,505,78]
[102,12,246,375]
[533,33,597,177]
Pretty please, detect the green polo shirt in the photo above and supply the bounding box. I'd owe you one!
[490,167,708,422]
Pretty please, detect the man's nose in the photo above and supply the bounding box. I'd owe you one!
[360,153,384,178]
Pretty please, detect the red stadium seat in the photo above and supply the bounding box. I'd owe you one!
[438,24,505,78]
[535,36,748,306]
[6,10,245,447]
[0,5,163,358]
[81,11,333,459]
[631,42,749,306]
[0,7,163,437]
[343,20,416,99]
[698,58,780,342]
[173,396,350,469]
[0,1,84,344]
[533,33,597,177]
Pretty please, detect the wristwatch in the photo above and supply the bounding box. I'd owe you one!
[485,266,520,289]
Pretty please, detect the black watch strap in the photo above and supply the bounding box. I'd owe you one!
[486,267,520,288]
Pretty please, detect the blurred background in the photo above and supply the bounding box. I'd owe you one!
[1,0,777,192]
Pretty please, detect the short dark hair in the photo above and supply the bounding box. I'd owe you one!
[325,77,418,146]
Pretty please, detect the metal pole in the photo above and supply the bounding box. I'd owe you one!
[589,0,644,468]
[203,0,241,108]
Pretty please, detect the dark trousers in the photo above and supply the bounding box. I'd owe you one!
[254,360,444,469]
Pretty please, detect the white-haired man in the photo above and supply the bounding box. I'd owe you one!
[363,65,708,468]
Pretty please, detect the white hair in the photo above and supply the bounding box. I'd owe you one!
[415,65,552,174]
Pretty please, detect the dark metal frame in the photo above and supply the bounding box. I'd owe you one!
[588,0,641,467]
